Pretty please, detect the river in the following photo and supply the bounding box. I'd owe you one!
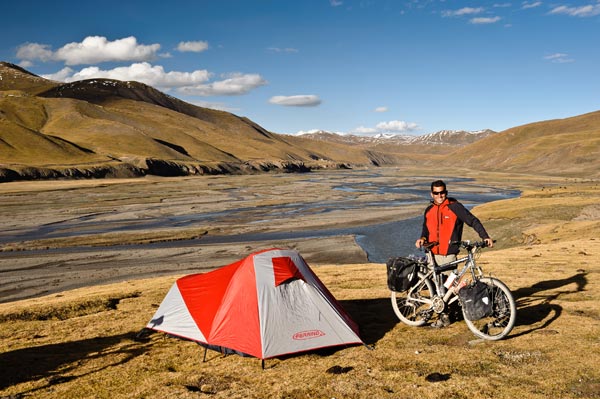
[0,173,519,263]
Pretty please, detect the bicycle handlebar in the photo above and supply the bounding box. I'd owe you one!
[424,240,494,273]
[452,240,495,250]
[421,240,496,251]
[420,240,494,251]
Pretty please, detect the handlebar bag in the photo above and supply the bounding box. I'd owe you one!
[458,280,493,320]
[386,257,418,292]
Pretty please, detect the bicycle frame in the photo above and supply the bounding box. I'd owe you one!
[391,239,517,340]
[409,243,483,312]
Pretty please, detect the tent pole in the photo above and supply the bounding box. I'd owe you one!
[203,347,208,362]
[261,359,265,370]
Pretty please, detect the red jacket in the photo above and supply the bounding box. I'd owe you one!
[420,197,490,255]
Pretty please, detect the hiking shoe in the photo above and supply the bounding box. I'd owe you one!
[431,314,451,328]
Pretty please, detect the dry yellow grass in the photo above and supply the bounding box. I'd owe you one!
[449,110,600,177]
[1,179,599,399]
[1,63,380,175]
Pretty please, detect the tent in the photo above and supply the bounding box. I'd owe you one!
[146,248,363,360]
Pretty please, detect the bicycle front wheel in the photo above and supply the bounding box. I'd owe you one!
[391,273,435,326]
[463,277,517,340]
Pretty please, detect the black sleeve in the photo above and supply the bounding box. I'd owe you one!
[449,201,490,239]
[420,205,432,239]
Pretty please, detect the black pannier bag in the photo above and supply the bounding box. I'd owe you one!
[458,280,493,320]
[386,257,418,292]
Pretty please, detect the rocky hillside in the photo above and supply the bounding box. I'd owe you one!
[0,62,394,182]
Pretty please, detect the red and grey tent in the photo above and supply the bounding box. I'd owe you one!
[146,248,363,360]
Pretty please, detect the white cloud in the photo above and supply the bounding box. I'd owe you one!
[16,43,54,62]
[544,53,574,63]
[330,0,343,6]
[269,95,322,107]
[375,120,419,132]
[180,73,268,96]
[350,120,419,136]
[177,41,209,53]
[39,62,267,96]
[522,1,542,10]
[374,106,388,113]
[267,47,299,53]
[352,126,378,135]
[549,3,600,17]
[55,36,160,65]
[17,36,161,65]
[18,60,34,68]
[470,16,502,24]
[41,62,211,89]
[42,67,76,82]
[442,7,484,17]
[189,100,238,112]
[493,3,512,8]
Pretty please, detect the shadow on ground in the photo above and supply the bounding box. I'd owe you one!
[510,273,587,338]
[341,297,398,346]
[0,332,150,392]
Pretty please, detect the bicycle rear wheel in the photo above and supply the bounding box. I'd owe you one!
[391,273,434,326]
[463,277,516,340]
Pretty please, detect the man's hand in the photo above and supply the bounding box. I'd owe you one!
[484,238,494,248]
[415,238,425,248]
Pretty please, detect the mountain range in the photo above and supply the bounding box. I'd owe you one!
[295,129,496,147]
[1,61,598,181]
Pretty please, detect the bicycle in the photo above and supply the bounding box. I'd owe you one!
[390,240,517,340]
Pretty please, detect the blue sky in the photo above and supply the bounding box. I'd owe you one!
[2,0,599,136]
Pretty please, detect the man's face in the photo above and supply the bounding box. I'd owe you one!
[430,186,447,205]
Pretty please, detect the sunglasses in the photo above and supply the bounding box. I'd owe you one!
[432,190,447,196]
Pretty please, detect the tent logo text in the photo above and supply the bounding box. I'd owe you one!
[293,330,326,340]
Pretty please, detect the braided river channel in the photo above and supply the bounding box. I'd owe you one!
[0,173,519,263]
[192,176,519,262]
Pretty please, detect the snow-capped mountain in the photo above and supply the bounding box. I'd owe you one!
[296,129,496,146]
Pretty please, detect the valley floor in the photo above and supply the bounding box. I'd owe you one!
[1,167,599,398]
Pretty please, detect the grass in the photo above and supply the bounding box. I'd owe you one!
[1,178,599,398]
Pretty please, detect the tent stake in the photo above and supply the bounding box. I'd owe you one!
[203,347,208,362]
[261,359,265,370]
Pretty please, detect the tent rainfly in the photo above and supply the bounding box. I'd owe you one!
[146,248,363,360]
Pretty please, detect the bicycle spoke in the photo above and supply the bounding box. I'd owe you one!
[463,277,516,340]
[391,272,435,326]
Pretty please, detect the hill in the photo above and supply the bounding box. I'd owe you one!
[1,61,599,180]
[448,110,600,177]
[0,62,391,181]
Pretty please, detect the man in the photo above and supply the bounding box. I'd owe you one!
[415,179,494,328]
